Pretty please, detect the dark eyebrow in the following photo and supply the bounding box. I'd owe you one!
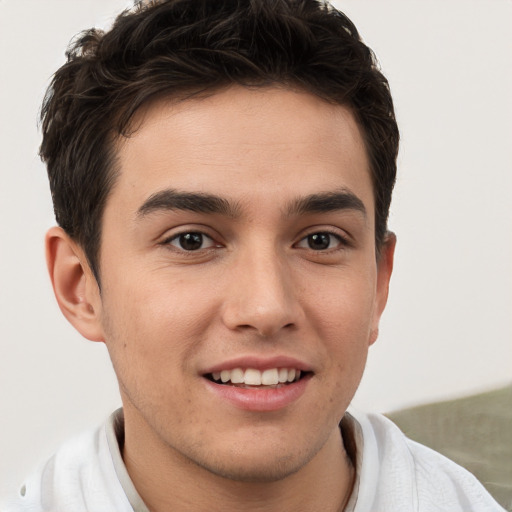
[137,189,241,218]
[286,189,367,218]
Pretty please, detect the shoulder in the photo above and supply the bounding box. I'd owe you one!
[0,414,132,512]
[348,410,506,512]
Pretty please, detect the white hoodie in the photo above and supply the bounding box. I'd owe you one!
[1,409,505,512]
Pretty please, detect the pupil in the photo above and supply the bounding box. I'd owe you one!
[180,233,203,250]
[308,233,330,250]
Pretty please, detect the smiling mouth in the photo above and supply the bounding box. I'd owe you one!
[205,367,310,388]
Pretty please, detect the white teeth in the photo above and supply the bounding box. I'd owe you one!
[244,369,262,386]
[210,367,303,386]
[261,368,279,385]
[230,368,244,384]
[278,368,288,383]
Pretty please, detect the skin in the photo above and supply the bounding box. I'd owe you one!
[47,86,395,511]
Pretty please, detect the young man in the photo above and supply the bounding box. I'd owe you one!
[3,1,505,511]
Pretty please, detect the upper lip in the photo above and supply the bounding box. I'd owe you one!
[201,355,313,375]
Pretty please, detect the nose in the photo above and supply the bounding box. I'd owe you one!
[221,246,302,337]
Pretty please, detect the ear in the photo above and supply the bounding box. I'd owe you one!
[45,226,105,342]
[369,232,396,346]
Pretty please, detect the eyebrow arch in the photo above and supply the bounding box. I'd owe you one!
[286,189,367,218]
[136,189,241,219]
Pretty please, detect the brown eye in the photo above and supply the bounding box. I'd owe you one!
[307,233,331,250]
[179,233,203,250]
[167,232,215,251]
[296,232,344,251]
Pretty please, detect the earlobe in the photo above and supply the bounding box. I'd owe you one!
[45,226,104,342]
[369,232,396,346]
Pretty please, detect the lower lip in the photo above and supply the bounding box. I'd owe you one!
[204,375,311,412]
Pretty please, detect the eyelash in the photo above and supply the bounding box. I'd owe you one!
[295,230,351,251]
[161,231,218,252]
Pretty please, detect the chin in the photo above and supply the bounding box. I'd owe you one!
[198,456,305,483]
[189,441,318,484]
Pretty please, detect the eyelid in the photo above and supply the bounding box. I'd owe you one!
[159,226,223,251]
[294,227,352,249]
[170,232,216,250]
[296,232,347,250]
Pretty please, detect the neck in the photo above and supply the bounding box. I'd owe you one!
[122,412,355,512]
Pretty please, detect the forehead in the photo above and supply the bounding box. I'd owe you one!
[111,86,374,220]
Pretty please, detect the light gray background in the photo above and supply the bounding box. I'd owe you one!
[1,0,511,496]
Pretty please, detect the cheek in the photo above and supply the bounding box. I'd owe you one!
[99,274,219,380]
[307,271,377,338]
[306,272,376,384]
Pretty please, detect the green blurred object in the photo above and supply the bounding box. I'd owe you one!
[386,385,512,511]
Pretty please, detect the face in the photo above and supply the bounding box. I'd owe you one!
[88,87,393,482]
